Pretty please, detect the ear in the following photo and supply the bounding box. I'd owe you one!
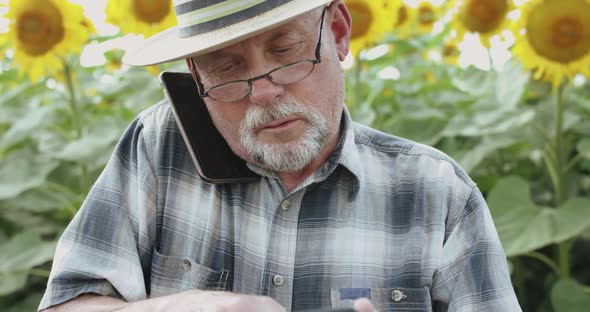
[186,57,207,95]
[186,58,199,81]
[327,0,351,61]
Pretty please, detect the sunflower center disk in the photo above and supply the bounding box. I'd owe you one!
[16,3,64,56]
[133,0,170,24]
[527,0,590,63]
[349,3,373,39]
[396,6,408,27]
[419,7,435,26]
[443,44,459,58]
[460,0,507,33]
[551,18,582,48]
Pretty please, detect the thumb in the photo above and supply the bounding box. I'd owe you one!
[353,297,375,312]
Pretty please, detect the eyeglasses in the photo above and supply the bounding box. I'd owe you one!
[192,7,327,103]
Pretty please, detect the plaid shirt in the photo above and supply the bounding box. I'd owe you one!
[40,101,520,312]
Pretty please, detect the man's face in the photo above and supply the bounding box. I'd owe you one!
[193,5,349,173]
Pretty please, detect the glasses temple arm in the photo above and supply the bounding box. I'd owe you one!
[188,57,207,96]
[315,7,327,61]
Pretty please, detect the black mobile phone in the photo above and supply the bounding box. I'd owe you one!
[159,71,259,184]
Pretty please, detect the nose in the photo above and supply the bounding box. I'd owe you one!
[248,74,284,105]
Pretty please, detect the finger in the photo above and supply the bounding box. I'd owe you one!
[353,297,375,312]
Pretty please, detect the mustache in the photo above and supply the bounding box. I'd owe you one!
[241,100,313,130]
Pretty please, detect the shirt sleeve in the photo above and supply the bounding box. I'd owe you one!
[39,117,158,311]
[431,186,522,312]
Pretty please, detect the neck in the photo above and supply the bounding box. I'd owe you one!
[278,127,341,193]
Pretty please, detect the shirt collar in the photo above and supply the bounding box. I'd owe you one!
[318,105,361,182]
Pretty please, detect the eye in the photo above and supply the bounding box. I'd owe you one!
[217,63,235,73]
[272,42,302,55]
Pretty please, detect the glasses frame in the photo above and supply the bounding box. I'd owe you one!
[190,6,327,103]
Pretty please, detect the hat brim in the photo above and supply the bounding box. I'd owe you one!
[123,0,333,66]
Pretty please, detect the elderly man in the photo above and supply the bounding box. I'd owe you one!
[39,0,520,311]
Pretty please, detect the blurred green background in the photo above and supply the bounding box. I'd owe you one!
[1,0,590,311]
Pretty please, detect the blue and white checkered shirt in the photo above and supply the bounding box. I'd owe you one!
[40,101,520,311]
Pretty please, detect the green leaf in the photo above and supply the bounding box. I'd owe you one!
[0,271,28,296]
[458,136,518,173]
[495,60,529,110]
[0,231,57,272]
[553,198,590,243]
[53,132,118,162]
[0,232,56,295]
[443,109,535,137]
[551,279,590,312]
[0,150,59,199]
[578,139,590,159]
[387,117,447,146]
[452,67,494,96]
[5,292,44,312]
[0,188,64,213]
[0,104,55,152]
[488,177,590,256]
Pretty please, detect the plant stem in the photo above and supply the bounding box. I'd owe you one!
[558,239,573,279]
[523,251,560,275]
[28,268,51,278]
[533,123,555,149]
[62,60,90,193]
[63,61,82,139]
[487,48,495,70]
[564,154,583,173]
[548,84,571,279]
[552,86,566,205]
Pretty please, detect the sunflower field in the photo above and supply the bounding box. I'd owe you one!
[0,0,589,311]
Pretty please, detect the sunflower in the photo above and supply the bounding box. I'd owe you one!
[512,0,590,88]
[385,1,416,39]
[345,0,392,56]
[414,1,442,35]
[0,0,92,82]
[106,0,176,38]
[442,37,461,65]
[452,0,513,47]
[104,48,124,72]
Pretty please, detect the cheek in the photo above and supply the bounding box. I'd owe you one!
[306,67,344,121]
[205,102,247,145]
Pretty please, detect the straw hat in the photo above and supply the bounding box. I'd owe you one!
[123,0,334,66]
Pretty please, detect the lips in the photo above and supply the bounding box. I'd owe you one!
[259,116,301,130]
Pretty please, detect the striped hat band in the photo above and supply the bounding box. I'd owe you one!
[174,0,291,38]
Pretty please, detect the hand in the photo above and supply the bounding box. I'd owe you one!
[353,297,377,312]
[125,290,286,312]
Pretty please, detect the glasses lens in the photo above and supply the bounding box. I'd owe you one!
[207,81,251,102]
[269,61,315,85]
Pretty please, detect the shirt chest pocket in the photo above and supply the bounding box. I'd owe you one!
[331,287,432,312]
[149,249,230,298]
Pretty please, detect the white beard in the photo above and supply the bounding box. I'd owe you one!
[238,98,328,173]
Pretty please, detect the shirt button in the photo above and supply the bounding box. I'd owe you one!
[391,289,406,302]
[181,260,191,271]
[281,200,291,211]
[272,274,285,286]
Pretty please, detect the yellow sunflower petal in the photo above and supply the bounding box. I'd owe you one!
[4,0,92,82]
[452,0,514,47]
[442,37,461,65]
[512,0,590,88]
[345,0,394,56]
[145,65,161,76]
[106,0,176,38]
[385,1,416,39]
